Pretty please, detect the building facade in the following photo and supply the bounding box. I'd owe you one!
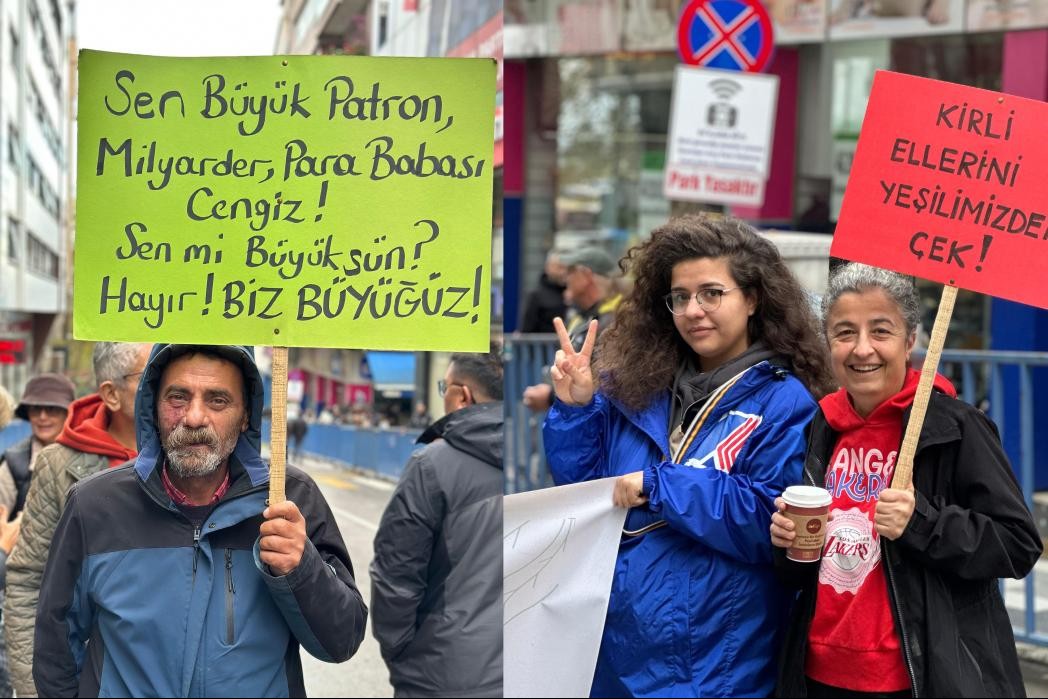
[503,0,1048,478]
[0,0,74,393]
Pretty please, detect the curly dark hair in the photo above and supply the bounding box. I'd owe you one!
[595,214,835,410]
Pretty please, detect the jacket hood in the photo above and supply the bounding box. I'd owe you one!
[418,401,503,470]
[56,393,138,464]
[133,344,268,487]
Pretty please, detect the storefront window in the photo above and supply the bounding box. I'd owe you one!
[555,54,676,252]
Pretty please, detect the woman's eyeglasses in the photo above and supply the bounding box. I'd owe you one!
[663,287,743,315]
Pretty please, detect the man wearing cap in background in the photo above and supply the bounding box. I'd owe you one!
[34,344,366,698]
[0,374,76,518]
[5,342,151,698]
[522,245,622,412]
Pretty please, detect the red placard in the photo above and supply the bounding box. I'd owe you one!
[833,71,1048,310]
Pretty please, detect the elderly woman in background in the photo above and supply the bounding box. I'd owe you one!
[0,374,76,519]
[771,263,1041,698]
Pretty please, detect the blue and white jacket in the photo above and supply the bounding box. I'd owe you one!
[544,361,817,698]
[34,344,368,697]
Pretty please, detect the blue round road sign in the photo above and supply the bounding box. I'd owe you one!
[677,0,774,73]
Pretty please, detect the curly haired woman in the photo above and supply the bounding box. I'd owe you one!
[544,214,835,697]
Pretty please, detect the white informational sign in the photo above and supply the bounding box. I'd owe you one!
[504,478,628,698]
[664,65,779,206]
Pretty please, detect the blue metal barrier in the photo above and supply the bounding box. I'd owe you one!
[505,334,559,494]
[261,420,423,482]
[505,335,1048,646]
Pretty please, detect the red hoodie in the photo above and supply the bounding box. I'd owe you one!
[805,368,956,692]
[55,394,137,467]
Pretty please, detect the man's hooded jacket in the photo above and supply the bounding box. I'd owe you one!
[371,401,503,697]
[33,344,368,698]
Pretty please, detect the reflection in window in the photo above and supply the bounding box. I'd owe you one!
[26,231,59,279]
[556,55,676,250]
[7,218,20,262]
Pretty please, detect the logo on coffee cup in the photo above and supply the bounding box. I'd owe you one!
[806,519,822,534]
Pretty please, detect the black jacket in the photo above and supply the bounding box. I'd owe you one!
[370,401,503,698]
[776,391,1042,698]
[519,273,566,333]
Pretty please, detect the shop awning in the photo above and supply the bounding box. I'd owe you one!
[364,351,416,393]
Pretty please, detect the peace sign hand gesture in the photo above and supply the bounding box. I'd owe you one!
[550,317,599,407]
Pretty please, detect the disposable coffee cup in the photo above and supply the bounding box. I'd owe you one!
[782,486,832,563]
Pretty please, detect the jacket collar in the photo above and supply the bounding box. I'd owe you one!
[613,361,782,458]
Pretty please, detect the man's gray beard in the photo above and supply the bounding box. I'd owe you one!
[163,424,238,478]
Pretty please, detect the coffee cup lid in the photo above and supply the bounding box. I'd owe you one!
[782,485,832,508]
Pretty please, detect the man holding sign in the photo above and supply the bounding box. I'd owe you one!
[33,344,367,697]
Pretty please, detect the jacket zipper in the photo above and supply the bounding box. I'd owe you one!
[803,456,820,487]
[192,527,201,582]
[224,549,235,644]
[883,543,919,697]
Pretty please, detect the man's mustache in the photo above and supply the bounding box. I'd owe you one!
[166,425,218,450]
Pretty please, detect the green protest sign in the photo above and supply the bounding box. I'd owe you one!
[74,50,495,351]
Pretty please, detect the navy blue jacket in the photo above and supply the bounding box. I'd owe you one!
[34,345,367,697]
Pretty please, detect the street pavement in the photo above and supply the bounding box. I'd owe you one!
[1007,557,1048,698]
[290,455,397,698]
[1023,656,1048,697]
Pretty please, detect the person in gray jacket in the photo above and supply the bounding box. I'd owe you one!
[370,348,504,698]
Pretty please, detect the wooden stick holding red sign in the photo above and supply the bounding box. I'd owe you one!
[268,347,288,505]
[890,284,958,489]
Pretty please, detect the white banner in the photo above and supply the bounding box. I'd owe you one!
[503,478,627,698]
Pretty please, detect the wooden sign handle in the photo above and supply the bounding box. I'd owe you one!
[269,346,289,505]
[891,284,958,489]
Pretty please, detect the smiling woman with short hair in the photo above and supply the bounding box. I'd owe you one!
[771,263,1041,698]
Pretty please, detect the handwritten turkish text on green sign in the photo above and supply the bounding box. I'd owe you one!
[74,50,495,351]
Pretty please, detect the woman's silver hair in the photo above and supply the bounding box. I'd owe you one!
[92,342,149,386]
[822,263,921,336]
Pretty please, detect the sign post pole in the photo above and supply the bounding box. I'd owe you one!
[269,346,288,505]
[890,284,958,489]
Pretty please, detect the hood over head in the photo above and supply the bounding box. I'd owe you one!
[418,401,503,470]
[133,344,268,487]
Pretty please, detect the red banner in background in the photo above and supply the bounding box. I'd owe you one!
[832,70,1048,310]
[0,339,25,365]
